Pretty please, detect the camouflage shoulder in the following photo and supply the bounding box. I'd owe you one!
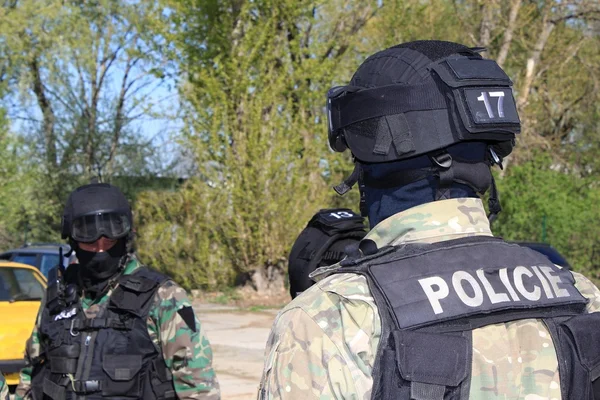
[286,272,375,313]
[271,271,380,392]
[280,271,379,351]
[149,280,220,399]
[572,270,600,312]
[149,279,194,328]
[155,279,191,303]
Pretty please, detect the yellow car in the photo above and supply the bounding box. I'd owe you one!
[0,261,46,386]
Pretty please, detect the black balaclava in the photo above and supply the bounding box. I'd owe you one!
[75,238,127,298]
[348,41,493,228]
[362,142,488,228]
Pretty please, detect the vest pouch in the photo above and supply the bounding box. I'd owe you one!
[394,330,469,400]
[102,354,143,397]
[373,347,410,400]
[149,358,176,400]
[558,313,600,399]
[48,344,80,374]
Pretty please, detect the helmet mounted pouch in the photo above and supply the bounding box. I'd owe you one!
[430,58,520,136]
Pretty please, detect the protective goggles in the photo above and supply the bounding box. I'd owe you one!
[71,212,131,243]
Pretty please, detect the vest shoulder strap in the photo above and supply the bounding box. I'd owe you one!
[109,267,170,317]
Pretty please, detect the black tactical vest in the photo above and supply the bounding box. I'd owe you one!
[335,236,600,400]
[33,267,176,400]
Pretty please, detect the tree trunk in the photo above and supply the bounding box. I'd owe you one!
[478,0,496,50]
[497,0,522,68]
[249,265,285,294]
[30,57,57,169]
[517,3,554,112]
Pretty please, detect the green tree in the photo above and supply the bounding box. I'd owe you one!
[136,0,600,292]
[0,0,176,239]
[493,154,600,281]
[137,0,379,291]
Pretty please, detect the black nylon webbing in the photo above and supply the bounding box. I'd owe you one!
[333,163,361,195]
[43,377,66,400]
[436,167,454,200]
[373,114,414,156]
[331,81,447,131]
[50,358,78,374]
[487,173,502,223]
[153,358,172,382]
[411,382,446,400]
[361,168,433,189]
[70,317,132,331]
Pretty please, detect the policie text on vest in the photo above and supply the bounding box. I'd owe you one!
[419,265,570,315]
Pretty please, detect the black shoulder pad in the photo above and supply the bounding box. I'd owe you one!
[132,266,170,283]
[110,268,170,317]
[118,267,169,293]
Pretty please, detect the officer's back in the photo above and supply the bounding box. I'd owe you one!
[259,40,600,399]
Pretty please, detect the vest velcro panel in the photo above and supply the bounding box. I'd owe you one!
[366,237,587,330]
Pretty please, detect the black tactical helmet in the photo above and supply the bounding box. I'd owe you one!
[61,183,133,242]
[327,40,519,164]
[327,40,519,220]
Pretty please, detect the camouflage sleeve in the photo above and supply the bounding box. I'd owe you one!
[572,271,600,312]
[147,280,220,400]
[258,308,363,400]
[0,374,9,400]
[15,293,46,400]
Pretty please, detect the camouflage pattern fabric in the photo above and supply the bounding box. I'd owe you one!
[0,374,8,400]
[16,257,220,400]
[258,198,600,400]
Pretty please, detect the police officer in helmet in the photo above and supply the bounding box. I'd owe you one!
[259,40,600,399]
[16,183,220,399]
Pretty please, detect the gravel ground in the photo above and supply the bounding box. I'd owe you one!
[195,304,278,400]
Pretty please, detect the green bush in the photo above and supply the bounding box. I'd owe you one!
[494,154,600,281]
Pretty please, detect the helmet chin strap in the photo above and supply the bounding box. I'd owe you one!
[333,163,361,196]
[334,146,504,222]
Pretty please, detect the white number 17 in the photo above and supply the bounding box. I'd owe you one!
[477,91,505,119]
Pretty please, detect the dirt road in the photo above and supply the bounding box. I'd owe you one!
[195,304,278,400]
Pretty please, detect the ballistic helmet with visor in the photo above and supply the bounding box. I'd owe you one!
[61,183,132,243]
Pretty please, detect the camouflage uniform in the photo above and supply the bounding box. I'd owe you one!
[0,374,8,400]
[259,198,600,400]
[16,257,220,400]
